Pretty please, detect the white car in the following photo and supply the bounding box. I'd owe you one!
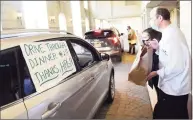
[0,29,115,119]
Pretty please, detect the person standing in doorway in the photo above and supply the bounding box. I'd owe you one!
[146,7,191,119]
[127,26,137,54]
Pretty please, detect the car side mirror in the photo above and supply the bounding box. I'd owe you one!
[101,53,110,61]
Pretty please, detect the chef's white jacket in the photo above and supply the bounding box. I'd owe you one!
[156,24,191,96]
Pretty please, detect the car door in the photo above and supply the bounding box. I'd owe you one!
[87,58,110,118]
[17,40,88,119]
[68,38,109,119]
[0,48,28,119]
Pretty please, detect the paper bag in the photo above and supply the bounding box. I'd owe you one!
[128,46,153,86]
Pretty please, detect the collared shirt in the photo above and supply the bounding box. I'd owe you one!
[156,24,191,96]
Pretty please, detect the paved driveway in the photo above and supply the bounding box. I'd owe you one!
[94,54,153,119]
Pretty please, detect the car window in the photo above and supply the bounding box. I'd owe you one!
[84,30,114,39]
[72,43,91,55]
[17,48,36,97]
[0,49,21,107]
[71,42,95,68]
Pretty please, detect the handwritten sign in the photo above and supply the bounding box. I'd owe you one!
[20,41,76,92]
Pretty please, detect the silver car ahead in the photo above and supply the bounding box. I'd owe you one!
[0,30,115,119]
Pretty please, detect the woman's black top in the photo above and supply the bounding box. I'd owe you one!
[148,50,159,89]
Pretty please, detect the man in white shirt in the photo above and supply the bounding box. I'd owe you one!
[146,7,191,119]
[120,32,130,52]
[119,33,125,50]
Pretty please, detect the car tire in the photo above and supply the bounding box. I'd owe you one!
[106,72,115,103]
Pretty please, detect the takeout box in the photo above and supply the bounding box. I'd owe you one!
[128,46,153,86]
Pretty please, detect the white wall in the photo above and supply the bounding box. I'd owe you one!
[23,1,48,29]
[1,1,25,29]
[180,1,191,52]
[112,5,141,18]
[1,1,93,35]
[180,1,192,119]
[170,8,180,27]
[46,1,60,30]
[89,1,141,19]
[109,17,142,33]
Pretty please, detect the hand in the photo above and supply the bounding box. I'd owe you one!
[147,39,159,50]
[146,71,158,81]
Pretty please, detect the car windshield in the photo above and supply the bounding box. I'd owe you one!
[85,30,114,39]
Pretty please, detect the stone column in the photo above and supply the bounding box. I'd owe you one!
[141,14,145,30]
[80,1,86,34]
[58,1,73,33]
[88,1,96,30]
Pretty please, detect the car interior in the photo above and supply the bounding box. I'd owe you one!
[18,49,36,97]
[71,43,94,68]
[0,50,21,106]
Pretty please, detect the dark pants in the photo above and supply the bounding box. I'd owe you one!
[129,43,136,54]
[153,88,189,119]
[148,52,159,95]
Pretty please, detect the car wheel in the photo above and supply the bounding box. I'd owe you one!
[107,73,115,103]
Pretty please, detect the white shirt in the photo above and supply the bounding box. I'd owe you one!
[156,24,191,96]
[120,34,129,50]
[120,35,125,49]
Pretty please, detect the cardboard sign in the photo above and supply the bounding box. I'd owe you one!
[20,41,76,92]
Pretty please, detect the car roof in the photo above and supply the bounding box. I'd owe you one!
[1,30,79,51]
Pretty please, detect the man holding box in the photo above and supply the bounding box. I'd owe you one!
[146,7,191,119]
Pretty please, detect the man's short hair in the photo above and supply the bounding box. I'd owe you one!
[156,7,170,20]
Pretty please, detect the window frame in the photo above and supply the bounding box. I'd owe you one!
[16,46,36,98]
[66,37,102,70]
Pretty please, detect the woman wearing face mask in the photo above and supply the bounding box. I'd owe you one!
[141,28,162,94]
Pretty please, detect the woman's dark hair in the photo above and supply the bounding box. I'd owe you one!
[143,28,162,41]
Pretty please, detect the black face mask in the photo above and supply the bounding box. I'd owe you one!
[142,38,150,46]
[142,40,146,45]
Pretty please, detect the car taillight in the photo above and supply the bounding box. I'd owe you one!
[108,37,118,44]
